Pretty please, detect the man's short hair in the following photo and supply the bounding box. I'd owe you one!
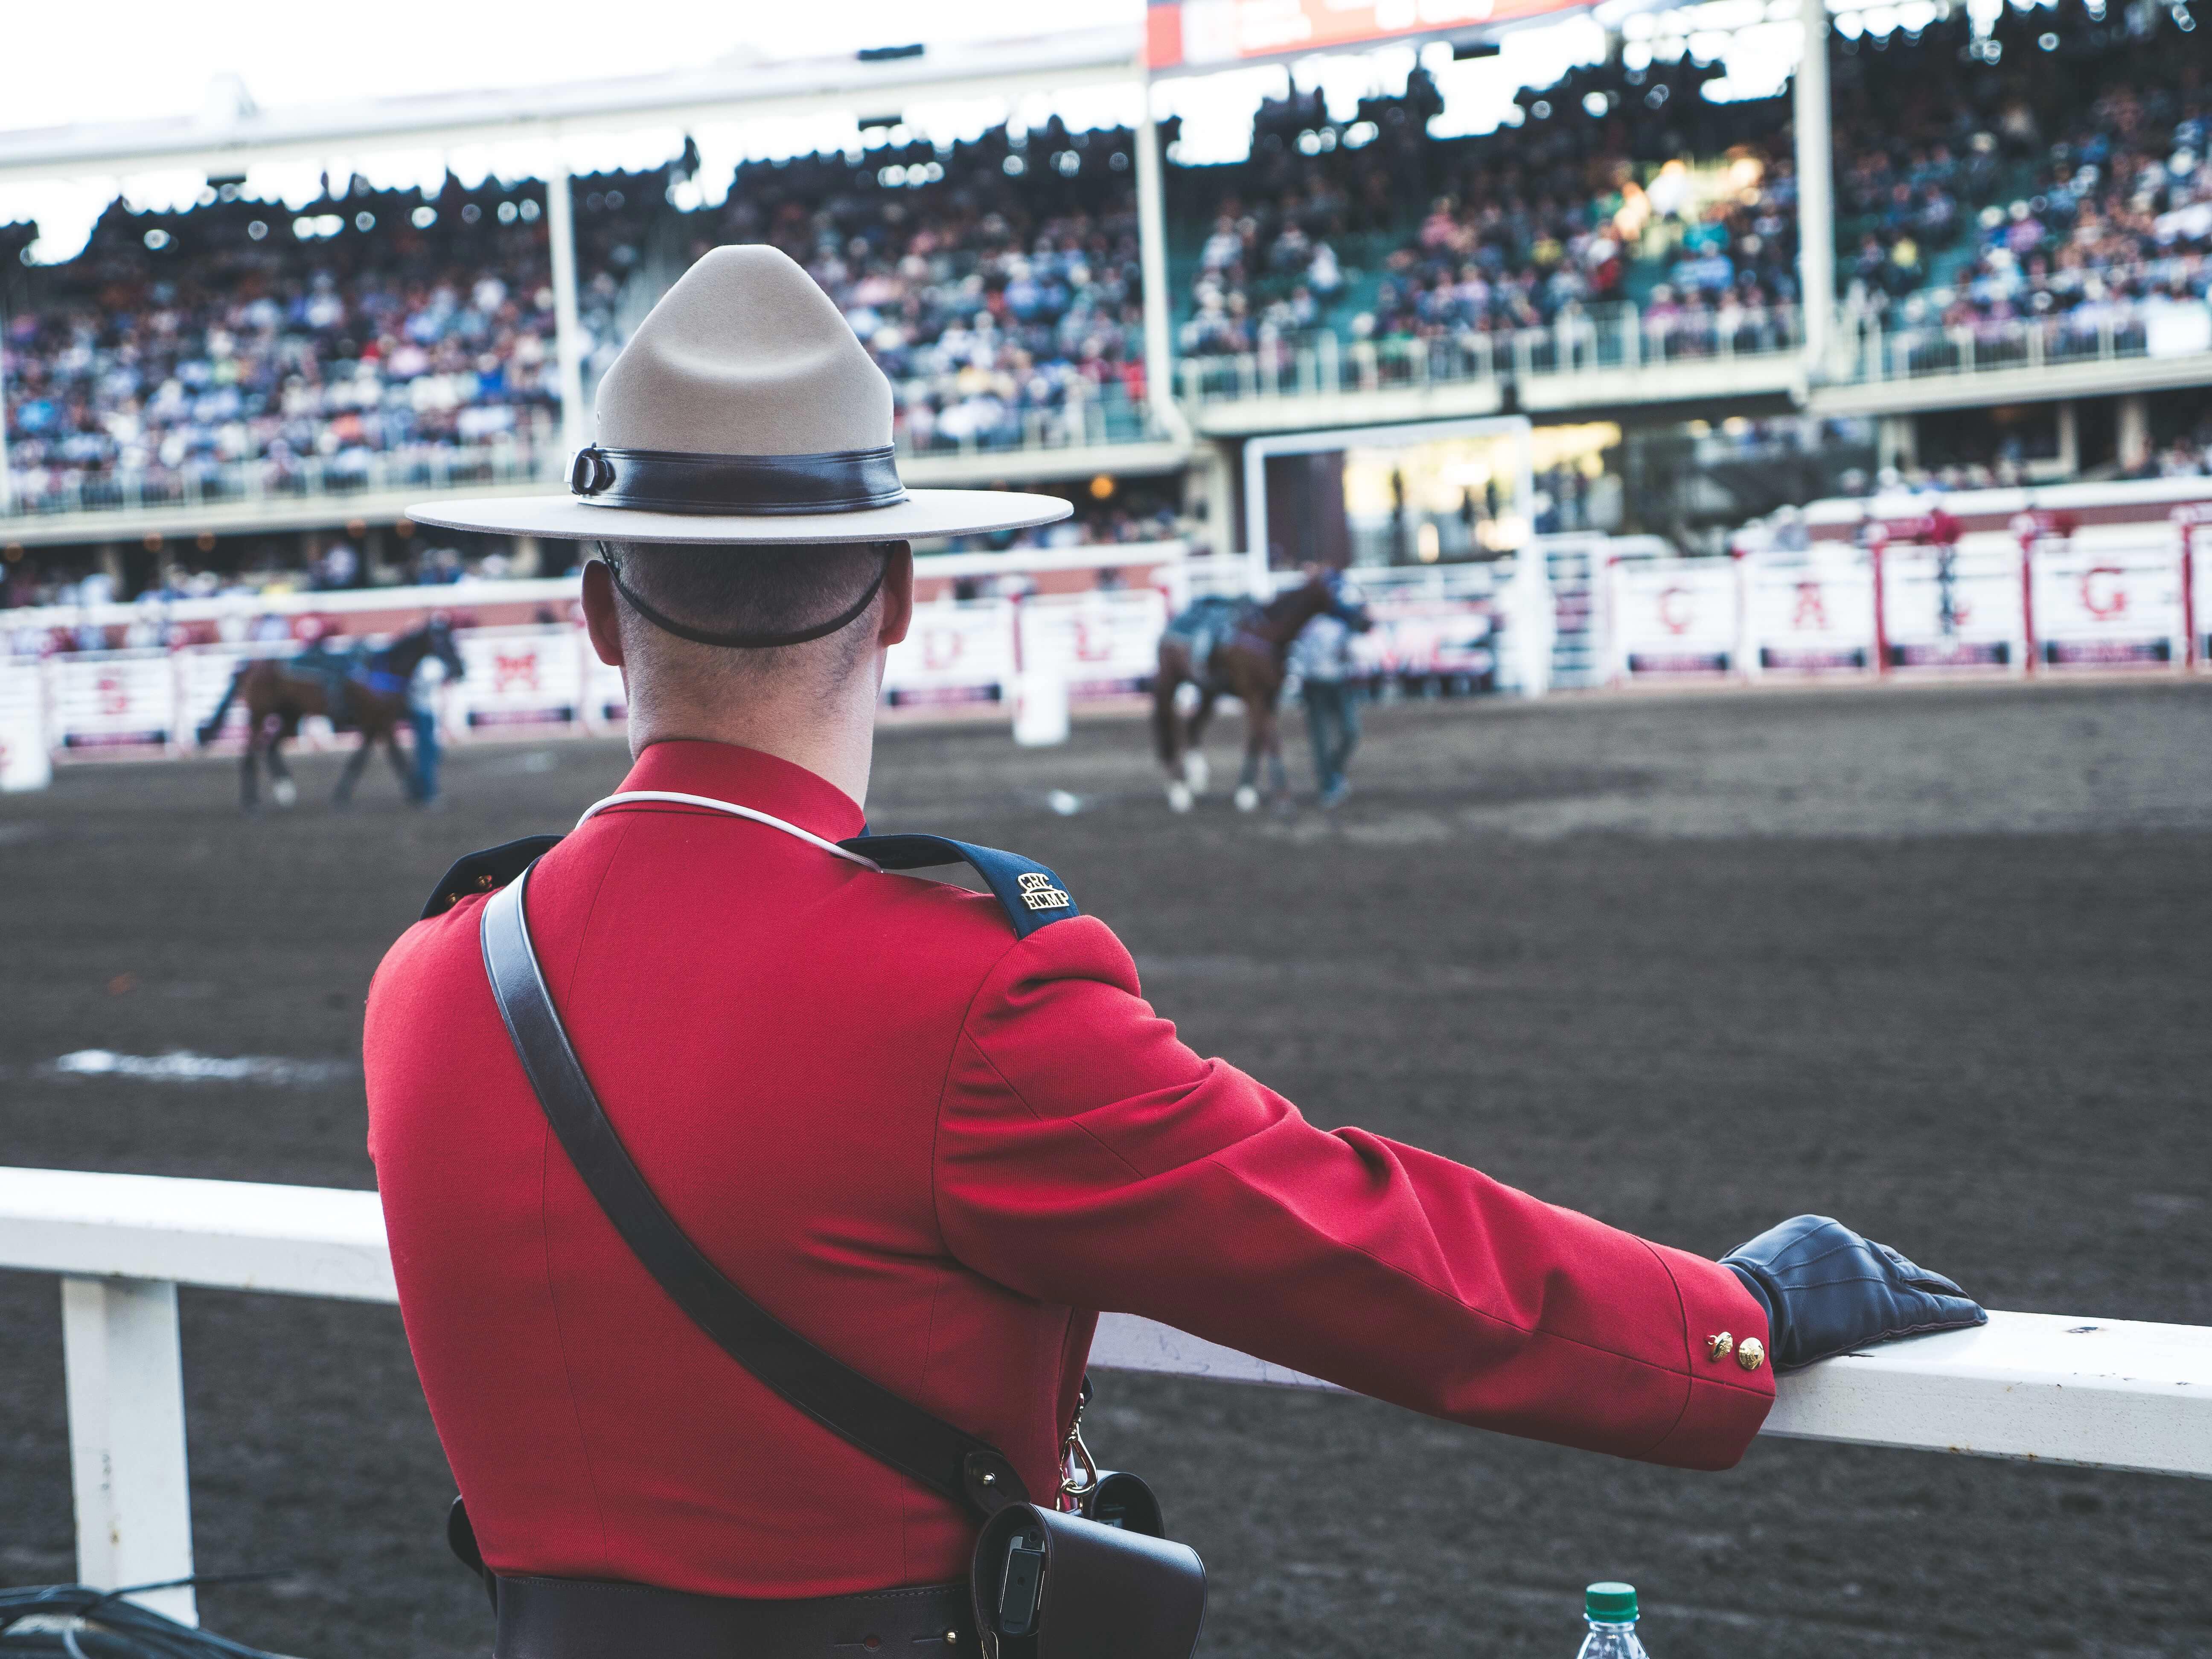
[597,540,894,646]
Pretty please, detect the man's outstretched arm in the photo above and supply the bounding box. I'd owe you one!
[933,917,1777,1471]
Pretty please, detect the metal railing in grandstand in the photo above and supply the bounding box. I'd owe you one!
[0,385,1169,525]
[1837,301,2209,385]
[1174,298,2212,407]
[0,440,562,524]
[1176,303,1807,405]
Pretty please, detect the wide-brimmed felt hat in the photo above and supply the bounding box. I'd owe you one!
[407,245,1072,546]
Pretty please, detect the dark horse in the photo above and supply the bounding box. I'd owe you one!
[1153,571,1371,812]
[197,620,465,811]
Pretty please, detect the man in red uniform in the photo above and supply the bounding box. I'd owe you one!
[370,248,1982,1657]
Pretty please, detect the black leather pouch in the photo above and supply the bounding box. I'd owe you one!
[1080,1470,1166,1536]
[970,1502,1206,1659]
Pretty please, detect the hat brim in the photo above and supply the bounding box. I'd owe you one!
[405,488,1073,545]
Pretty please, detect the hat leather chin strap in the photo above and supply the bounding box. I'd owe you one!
[600,544,889,650]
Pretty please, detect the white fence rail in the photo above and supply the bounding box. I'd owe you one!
[0,1166,2206,1626]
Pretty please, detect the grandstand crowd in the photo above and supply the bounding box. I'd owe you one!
[3,0,2211,599]
[1168,57,1799,358]
[1831,2,2209,346]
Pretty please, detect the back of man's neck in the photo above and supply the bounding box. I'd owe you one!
[626,704,876,809]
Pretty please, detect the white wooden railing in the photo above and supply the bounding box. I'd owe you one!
[3,1167,2206,1629]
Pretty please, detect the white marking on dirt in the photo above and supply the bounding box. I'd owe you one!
[49,1050,357,1086]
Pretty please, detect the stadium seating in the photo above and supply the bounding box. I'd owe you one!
[1166,0,2206,367]
[0,175,661,517]
[657,119,1149,454]
[1168,63,1795,357]
[0,121,1149,521]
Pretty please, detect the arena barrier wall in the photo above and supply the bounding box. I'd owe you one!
[0,1165,2204,1627]
[2,542,1541,763]
[1605,524,2212,687]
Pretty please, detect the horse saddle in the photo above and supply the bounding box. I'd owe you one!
[1164,595,1257,684]
[284,648,407,729]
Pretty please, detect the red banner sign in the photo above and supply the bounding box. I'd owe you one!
[1147,0,1591,71]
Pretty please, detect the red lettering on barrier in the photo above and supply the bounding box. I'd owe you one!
[922,630,965,671]
[1658,586,1694,634]
[1792,583,1829,632]
[493,652,541,693]
[2081,568,2128,620]
[99,676,130,717]
[1072,620,1113,662]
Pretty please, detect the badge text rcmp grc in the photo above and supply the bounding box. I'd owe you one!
[1018,871,1072,911]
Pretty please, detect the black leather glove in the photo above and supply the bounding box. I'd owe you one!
[1722,1214,1986,1372]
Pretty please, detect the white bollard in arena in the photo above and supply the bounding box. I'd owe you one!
[1011,667,1071,747]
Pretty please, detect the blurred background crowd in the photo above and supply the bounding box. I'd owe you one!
[2,0,2208,607]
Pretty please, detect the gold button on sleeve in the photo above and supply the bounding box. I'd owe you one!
[1737,1336,1766,1371]
[1707,1332,1735,1362]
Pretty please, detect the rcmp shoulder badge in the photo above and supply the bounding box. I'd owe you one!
[843,833,1082,941]
[420,834,565,920]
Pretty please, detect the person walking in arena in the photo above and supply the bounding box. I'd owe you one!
[364,246,1984,1659]
[1289,573,1364,806]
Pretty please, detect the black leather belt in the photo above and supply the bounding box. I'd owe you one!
[494,1575,975,1659]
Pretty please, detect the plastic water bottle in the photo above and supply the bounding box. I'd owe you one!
[1576,1582,1650,1659]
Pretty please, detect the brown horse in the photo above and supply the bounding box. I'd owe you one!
[1152,572,1370,812]
[196,620,465,811]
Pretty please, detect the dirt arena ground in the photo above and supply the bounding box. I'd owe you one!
[3,677,2209,1659]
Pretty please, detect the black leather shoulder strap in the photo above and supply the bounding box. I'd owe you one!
[478,867,1028,1521]
[422,835,565,920]
[843,834,1080,940]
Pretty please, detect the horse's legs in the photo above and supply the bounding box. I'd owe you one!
[383,728,421,801]
[239,727,261,811]
[265,735,298,808]
[1265,701,1289,800]
[1181,692,1215,797]
[1234,701,1265,812]
[333,733,374,807]
[1153,672,1193,812]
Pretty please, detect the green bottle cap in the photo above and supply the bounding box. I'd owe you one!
[1585,1583,1638,1624]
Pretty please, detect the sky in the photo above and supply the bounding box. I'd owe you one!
[1,0,1143,134]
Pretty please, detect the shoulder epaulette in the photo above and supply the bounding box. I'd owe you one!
[421,835,565,920]
[842,833,1081,940]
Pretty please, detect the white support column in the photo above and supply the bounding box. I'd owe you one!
[2118,394,2151,472]
[1794,0,1836,381]
[0,299,14,517]
[61,1278,196,1627]
[1134,87,1192,445]
[1240,438,1272,595]
[544,157,589,465]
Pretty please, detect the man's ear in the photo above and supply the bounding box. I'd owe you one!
[876,542,914,649]
[581,557,625,669]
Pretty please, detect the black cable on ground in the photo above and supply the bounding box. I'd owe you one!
[0,1577,296,1659]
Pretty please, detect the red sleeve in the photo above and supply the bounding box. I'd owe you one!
[934,917,1774,1470]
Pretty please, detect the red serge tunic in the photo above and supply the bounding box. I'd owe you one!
[364,739,1773,1599]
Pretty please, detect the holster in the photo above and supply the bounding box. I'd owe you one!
[971,1487,1205,1659]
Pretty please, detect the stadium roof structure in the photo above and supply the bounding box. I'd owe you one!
[0,27,1144,185]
